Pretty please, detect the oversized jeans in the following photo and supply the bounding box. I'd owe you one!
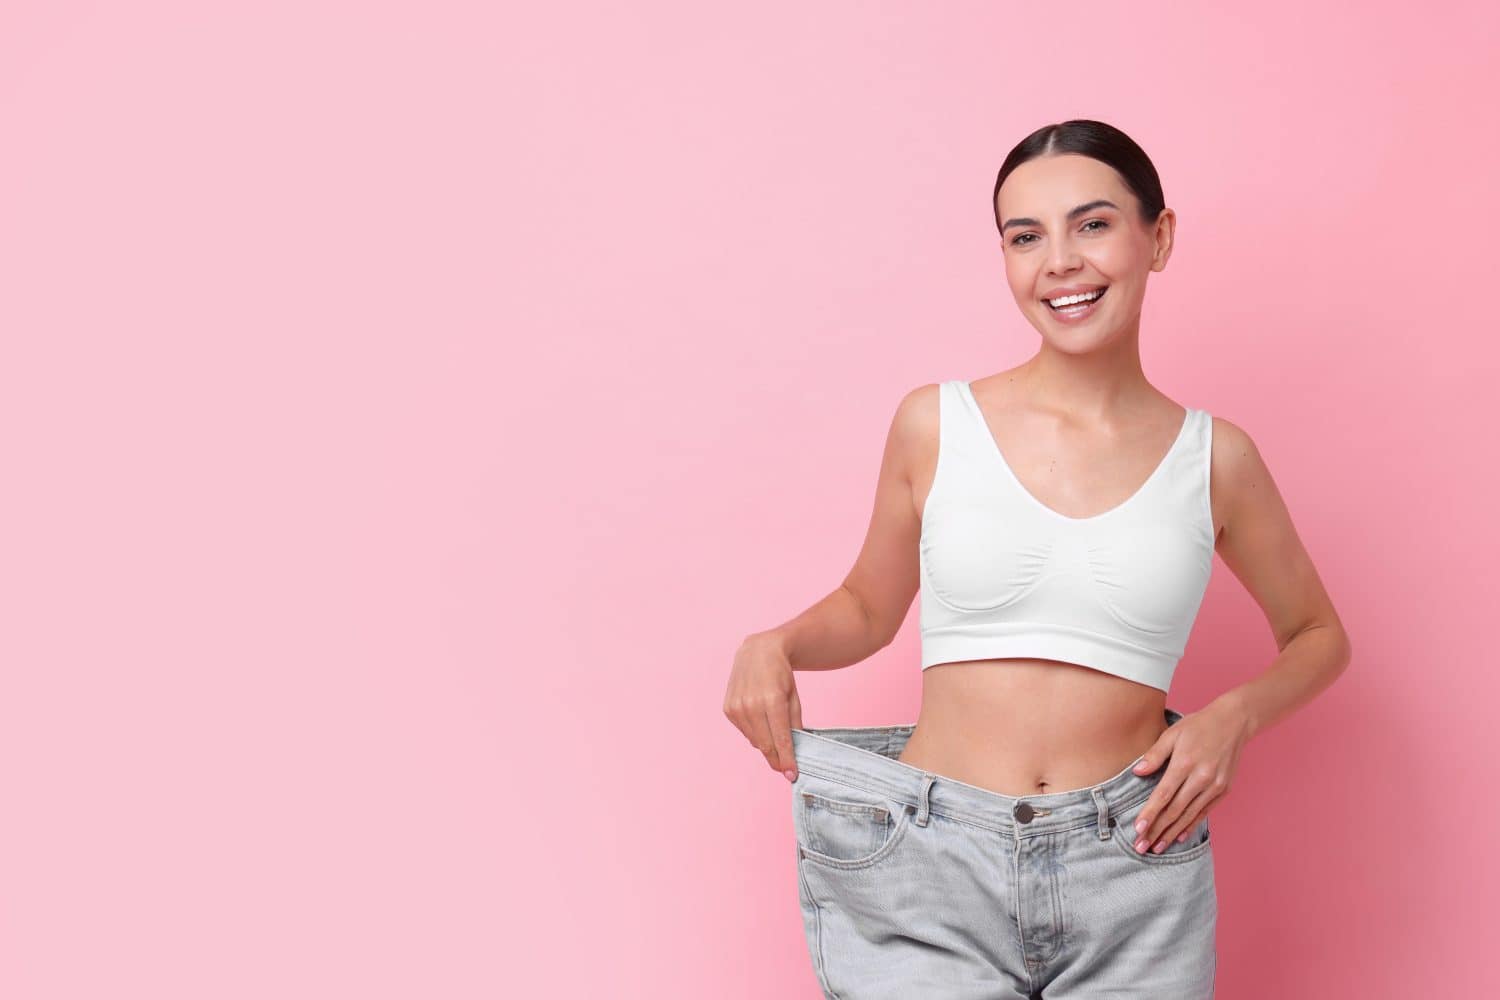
[790,709,1216,998]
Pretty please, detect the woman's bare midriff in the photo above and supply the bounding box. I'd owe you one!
[894,656,1170,797]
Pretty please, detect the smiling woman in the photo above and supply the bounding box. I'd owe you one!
[726,118,1352,999]
[991,124,1174,346]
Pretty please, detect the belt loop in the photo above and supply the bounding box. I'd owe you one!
[1091,786,1111,840]
[915,773,935,827]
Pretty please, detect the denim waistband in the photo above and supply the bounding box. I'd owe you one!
[790,708,1184,837]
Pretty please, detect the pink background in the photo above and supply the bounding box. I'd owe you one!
[2,2,1495,996]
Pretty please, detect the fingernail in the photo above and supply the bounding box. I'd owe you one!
[1135,818,1147,833]
[784,770,796,782]
[1135,839,1148,852]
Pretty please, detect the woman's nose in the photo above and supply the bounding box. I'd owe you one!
[1046,242,1083,275]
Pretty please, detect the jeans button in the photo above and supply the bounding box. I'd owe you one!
[1014,801,1034,824]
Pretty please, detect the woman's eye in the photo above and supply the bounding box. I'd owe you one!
[1011,221,1105,246]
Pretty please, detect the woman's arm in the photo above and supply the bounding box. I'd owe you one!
[726,384,931,779]
[1128,415,1354,852]
[1207,416,1354,737]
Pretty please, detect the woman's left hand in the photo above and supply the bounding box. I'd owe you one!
[1129,696,1254,854]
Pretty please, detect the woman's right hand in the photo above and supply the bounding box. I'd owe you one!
[723,633,804,782]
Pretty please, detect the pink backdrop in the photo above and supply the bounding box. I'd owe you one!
[2,2,1494,997]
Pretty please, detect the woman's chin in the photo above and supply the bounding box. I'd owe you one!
[1033,322,1131,353]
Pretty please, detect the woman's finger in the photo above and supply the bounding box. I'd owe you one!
[1134,776,1179,849]
[738,702,779,773]
[1136,761,1199,850]
[763,696,797,779]
[1153,784,1218,852]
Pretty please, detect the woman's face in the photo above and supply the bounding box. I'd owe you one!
[995,153,1173,352]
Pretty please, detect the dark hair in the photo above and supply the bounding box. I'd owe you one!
[992,120,1165,234]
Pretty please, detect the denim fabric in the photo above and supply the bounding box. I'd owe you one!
[790,709,1216,998]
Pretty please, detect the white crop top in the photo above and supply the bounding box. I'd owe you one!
[919,380,1215,692]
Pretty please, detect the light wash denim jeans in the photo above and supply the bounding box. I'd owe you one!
[790,708,1216,999]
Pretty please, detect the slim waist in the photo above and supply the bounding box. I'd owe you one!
[790,707,1184,837]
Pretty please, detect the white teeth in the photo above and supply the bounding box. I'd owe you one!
[1047,288,1104,308]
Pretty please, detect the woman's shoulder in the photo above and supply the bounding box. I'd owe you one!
[885,381,944,450]
[1204,411,1281,534]
[1205,411,1260,462]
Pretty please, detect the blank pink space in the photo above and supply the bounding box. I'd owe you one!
[1,2,1494,997]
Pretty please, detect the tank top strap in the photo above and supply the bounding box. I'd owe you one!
[935,380,1000,482]
[1152,405,1215,542]
[1194,407,1215,535]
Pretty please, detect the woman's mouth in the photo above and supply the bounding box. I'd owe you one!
[1043,286,1108,323]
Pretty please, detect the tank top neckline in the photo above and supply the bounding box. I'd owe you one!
[957,379,1194,525]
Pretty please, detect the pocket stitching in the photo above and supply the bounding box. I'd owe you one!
[1109,818,1212,865]
[798,799,913,871]
[802,792,891,823]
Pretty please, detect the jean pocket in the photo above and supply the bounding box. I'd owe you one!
[792,777,912,870]
[1110,798,1212,865]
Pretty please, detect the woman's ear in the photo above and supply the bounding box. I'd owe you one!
[1150,208,1176,272]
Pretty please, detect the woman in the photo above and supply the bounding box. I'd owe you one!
[723,120,1352,999]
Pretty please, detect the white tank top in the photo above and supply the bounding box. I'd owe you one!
[919,380,1215,692]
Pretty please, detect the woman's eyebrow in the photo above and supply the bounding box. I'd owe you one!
[1000,199,1120,233]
